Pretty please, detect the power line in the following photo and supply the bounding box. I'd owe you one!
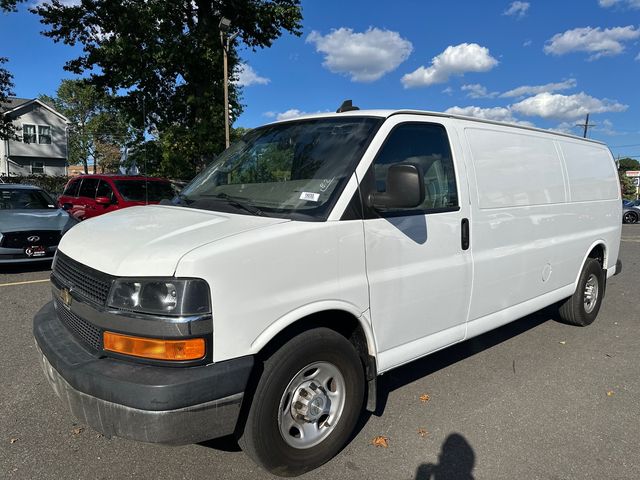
[610,143,640,148]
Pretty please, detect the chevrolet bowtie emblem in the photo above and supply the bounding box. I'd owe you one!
[60,288,72,308]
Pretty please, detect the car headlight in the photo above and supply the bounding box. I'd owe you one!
[108,278,210,316]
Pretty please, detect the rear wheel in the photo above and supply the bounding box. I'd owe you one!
[558,258,605,326]
[238,328,365,477]
[623,211,638,224]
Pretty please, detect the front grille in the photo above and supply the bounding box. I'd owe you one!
[52,252,113,305]
[0,230,61,249]
[54,298,103,351]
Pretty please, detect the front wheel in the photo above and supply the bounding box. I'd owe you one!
[238,328,365,477]
[558,258,605,326]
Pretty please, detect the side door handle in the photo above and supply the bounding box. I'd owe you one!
[461,218,470,251]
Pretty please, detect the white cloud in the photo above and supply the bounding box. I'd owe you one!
[401,43,498,88]
[523,40,532,47]
[445,105,534,126]
[594,119,623,136]
[636,52,640,61]
[306,27,413,82]
[461,84,499,98]
[598,0,640,9]
[503,1,530,18]
[235,63,270,87]
[500,78,577,98]
[544,26,640,59]
[442,86,454,95]
[265,109,329,121]
[511,92,628,120]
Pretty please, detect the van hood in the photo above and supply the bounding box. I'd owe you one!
[57,205,290,276]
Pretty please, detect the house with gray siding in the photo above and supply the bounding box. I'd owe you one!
[1,97,69,178]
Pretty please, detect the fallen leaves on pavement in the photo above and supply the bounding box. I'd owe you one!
[372,435,389,448]
[10,438,17,444]
[419,394,431,403]
[607,391,614,397]
[417,428,429,438]
[72,427,84,435]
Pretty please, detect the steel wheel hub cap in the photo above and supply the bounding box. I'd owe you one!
[278,361,346,449]
[583,274,599,314]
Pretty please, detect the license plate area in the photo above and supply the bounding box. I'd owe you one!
[25,245,46,257]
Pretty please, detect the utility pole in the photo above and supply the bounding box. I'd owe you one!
[576,113,596,138]
[219,17,238,150]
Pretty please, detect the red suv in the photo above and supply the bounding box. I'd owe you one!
[58,175,175,220]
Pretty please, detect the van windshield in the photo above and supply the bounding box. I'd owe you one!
[177,117,382,220]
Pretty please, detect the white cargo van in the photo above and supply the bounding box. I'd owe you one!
[34,107,622,476]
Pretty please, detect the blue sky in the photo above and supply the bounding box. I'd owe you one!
[2,0,639,159]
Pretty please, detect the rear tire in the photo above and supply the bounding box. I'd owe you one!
[237,328,365,477]
[558,258,605,326]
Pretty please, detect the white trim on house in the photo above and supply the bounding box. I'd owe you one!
[2,98,70,123]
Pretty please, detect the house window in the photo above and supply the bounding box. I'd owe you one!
[38,126,52,144]
[31,161,45,174]
[23,124,36,144]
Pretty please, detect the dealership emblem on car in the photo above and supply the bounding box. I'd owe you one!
[60,288,72,308]
[27,235,40,243]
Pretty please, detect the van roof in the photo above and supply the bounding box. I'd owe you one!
[267,109,606,146]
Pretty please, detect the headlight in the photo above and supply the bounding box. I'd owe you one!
[108,278,210,316]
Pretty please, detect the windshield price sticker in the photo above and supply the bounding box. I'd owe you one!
[300,192,320,202]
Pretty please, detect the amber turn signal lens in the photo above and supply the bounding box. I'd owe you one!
[103,332,205,361]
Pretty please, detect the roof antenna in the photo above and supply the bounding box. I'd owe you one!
[336,100,359,113]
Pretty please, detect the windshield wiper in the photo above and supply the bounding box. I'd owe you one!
[212,193,264,216]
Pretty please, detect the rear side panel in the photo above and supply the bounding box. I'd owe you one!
[458,121,620,330]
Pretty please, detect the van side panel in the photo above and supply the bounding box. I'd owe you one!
[461,123,620,326]
[466,128,566,208]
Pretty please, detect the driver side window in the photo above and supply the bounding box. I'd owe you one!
[372,122,458,214]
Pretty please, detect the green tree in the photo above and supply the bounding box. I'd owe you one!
[32,0,302,179]
[618,157,640,172]
[619,171,636,200]
[0,57,17,141]
[41,79,133,174]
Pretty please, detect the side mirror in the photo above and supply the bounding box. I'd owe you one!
[367,163,425,210]
[95,196,111,205]
[61,202,73,211]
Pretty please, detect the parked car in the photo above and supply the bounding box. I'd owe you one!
[0,184,77,263]
[623,201,640,223]
[34,108,622,476]
[57,174,175,220]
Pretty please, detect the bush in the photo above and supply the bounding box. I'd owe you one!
[0,175,69,196]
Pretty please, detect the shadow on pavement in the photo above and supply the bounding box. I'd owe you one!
[375,307,554,416]
[415,433,475,480]
[198,435,242,452]
[0,260,52,275]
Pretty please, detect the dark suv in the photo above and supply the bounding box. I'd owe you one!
[58,175,175,220]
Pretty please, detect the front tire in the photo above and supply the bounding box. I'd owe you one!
[558,258,605,326]
[238,328,365,477]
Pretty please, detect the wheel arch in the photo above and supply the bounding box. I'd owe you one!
[573,241,608,287]
[249,302,378,411]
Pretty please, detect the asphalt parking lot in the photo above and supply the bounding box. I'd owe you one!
[1,225,639,480]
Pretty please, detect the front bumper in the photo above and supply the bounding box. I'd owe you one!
[0,246,57,263]
[34,301,254,445]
